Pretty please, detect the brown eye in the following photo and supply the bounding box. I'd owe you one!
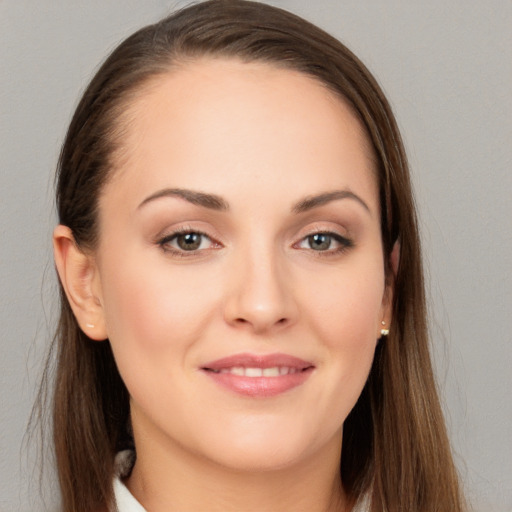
[176,232,203,251]
[158,231,214,254]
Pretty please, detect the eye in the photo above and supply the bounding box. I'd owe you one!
[158,230,217,254]
[174,232,206,251]
[297,232,353,253]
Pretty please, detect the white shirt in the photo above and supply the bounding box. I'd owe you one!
[113,475,146,512]
[113,451,145,512]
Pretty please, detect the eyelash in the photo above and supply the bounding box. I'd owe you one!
[156,228,354,258]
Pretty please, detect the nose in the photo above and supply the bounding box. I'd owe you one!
[223,245,299,335]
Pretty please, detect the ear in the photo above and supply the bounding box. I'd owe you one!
[378,240,400,338]
[53,225,108,341]
[389,239,400,277]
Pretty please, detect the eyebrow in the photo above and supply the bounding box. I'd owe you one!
[291,190,371,215]
[138,188,229,211]
[138,187,370,215]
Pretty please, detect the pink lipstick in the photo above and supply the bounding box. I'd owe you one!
[201,353,314,397]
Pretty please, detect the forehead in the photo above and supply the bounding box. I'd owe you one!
[103,58,378,210]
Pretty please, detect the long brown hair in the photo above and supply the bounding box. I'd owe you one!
[46,1,465,510]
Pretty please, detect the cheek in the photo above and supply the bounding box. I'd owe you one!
[98,253,220,371]
[301,255,384,399]
[306,258,385,344]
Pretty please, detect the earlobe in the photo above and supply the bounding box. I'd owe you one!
[378,287,394,339]
[378,241,400,339]
[53,225,108,341]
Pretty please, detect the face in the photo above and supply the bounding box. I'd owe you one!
[92,59,391,472]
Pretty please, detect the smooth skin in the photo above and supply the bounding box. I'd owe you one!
[54,59,394,512]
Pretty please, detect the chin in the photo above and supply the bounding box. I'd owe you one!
[208,444,307,473]
[195,422,329,473]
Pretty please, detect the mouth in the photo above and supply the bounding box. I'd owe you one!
[205,366,308,377]
[201,353,315,397]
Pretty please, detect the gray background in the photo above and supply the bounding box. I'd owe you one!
[1,1,510,511]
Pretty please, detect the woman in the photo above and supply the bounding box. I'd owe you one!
[48,1,465,510]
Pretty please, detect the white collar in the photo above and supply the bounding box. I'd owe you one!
[113,451,146,512]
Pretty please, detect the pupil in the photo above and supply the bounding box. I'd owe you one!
[178,233,201,250]
[309,234,331,250]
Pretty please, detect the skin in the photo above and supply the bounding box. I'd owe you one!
[54,59,393,512]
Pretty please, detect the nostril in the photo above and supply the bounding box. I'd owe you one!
[232,316,289,330]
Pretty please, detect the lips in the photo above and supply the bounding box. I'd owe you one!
[201,353,315,397]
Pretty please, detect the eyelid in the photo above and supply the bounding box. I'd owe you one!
[154,221,223,244]
[294,221,351,241]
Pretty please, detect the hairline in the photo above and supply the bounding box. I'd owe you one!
[101,54,380,205]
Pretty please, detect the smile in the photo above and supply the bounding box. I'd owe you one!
[208,366,305,377]
[201,353,315,397]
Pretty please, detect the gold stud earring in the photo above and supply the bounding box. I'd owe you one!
[380,321,389,336]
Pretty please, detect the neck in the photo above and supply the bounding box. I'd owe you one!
[126,422,347,512]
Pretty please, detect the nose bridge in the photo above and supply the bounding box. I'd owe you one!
[223,235,297,333]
